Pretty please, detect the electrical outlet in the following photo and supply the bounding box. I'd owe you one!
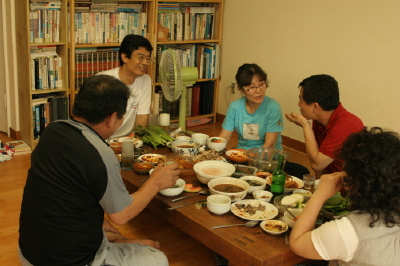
[230,83,235,94]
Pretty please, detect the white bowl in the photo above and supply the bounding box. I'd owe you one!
[175,136,191,141]
[207,195,231,215]
[283,208,303,228]
[191,133,209,146]
[159,179,186,196]
[252,190,273,202]
[260,219,289,235]
[239,176,267,194]
[206,137,227,152]
[193,160,236,184]
[208,177,249,202]
[171,140,200,155]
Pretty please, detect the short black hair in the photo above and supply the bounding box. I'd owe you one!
[72,75,130,124]
[235,63,268,89]
[119,34,153,66]
[299,74,339,111]
[339,127,400,227]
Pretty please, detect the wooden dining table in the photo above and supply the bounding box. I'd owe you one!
[121,141,308,266]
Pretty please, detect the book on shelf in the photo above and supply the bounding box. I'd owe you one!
[29,9,60,43]
[180,6,215,14]
[31,94,68,138]
[157,7,215,41]
[191,84,201,117]
[198,81,214,115]
[74,11,148,44]
[30,46,63,90]
[74,48,119,89]
[5,140,32,155]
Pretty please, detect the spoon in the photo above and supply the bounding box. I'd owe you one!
[172,189,210,202]
[285,208,298,221]
[211,220,259,229]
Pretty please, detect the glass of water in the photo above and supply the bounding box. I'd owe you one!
[303,174,315,190]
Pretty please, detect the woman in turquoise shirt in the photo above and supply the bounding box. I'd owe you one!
[219,63,309,178]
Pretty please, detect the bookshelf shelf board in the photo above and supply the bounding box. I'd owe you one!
[160,0,222,3]
[32,89,67,95]
[74,43,122,48]
[29,42,67,47]
[157,39,221,45]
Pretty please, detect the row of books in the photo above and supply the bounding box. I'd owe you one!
[75,2,142,13]
[73,11,147,44]
[158,12,214,41]
[32,94,69,138]
[29,9,60,43]
[154,81,215,118]
[74,48,120,89]
[156,44,220,81]
[30,45,63,90]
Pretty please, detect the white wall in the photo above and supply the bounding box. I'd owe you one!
[220,0,400,142]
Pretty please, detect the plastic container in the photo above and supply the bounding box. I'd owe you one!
[245,148,290,172]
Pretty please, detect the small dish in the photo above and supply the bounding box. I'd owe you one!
[265,175,304,191]
[239,176,267,194]
[138,153,166,164]
[207,195,231,215]
[252,190,273,202]
[260,220,288,235]
[159,179,186,196]
[206,137,227,152]
[225,149,248,163]
[133,162,154,175]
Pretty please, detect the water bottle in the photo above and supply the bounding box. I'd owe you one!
[270,154,286,200]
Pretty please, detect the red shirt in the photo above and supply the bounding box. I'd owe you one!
[312,103,364,174]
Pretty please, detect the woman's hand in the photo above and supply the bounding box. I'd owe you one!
[313,172,345,201]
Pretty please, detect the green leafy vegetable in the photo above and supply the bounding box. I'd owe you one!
[135,124,174,149]
[324,192,350,216]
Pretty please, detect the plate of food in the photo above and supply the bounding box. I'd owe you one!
[231,199,278,221]
[265,175,304,191]
[225,149,248,163]
[115,136,143,148]
[194,149,226,163]
[138,154,166,164]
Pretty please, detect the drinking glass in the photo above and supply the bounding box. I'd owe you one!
[303,174,315,190]
[121,140,134,170]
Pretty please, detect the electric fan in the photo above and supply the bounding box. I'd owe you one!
[159,48,198,131]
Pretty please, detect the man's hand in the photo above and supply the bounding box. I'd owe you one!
[103,218,120,235]
[149,161,181,191]
[285,112,310,128]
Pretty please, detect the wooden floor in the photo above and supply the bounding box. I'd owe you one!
[0,124,312,266]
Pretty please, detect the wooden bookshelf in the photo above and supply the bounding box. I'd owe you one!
[15,0,69,149]
[153,0,224,127]
[16,0,224,148]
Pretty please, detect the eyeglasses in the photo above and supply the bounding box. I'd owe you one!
[243,82,269,92]
[133,54,153,63]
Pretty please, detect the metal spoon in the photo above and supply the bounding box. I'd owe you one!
[211,220,259,229]
[285,208,298,221]
[172,189,210,202]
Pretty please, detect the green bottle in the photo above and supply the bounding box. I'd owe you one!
[271,154,286,200]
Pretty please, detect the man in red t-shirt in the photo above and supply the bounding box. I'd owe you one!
[285,74,364,178]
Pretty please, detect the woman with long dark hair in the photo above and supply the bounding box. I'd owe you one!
[290,127,400,265]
